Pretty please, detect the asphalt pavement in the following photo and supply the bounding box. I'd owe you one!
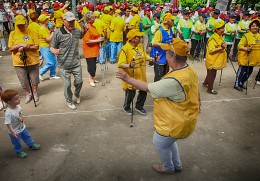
[0,42,260,181]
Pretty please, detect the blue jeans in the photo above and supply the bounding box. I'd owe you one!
[105,41,111,59]
[39,47,57,77]
[97,45,105,64]
[153,131,182,171]
[9,128,34,153]
[110,42,122,62]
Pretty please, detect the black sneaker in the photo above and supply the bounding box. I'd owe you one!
[135,108,147,116]
[123,108,132,116]
[234,86,243,92]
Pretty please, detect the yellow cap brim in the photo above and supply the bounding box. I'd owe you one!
[160,43,192,57]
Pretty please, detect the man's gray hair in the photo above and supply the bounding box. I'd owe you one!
[166,50,187,63]
[84,11,94,22]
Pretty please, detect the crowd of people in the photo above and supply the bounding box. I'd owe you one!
[0,0,259,175]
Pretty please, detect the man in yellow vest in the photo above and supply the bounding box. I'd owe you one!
[116,38,200,174]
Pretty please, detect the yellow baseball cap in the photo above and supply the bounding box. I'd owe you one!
[160,38,191,57]
[127,29,144,40]
[115,9,121,14]
[163,13,174,21]
[15,14,26,25]
[214,20,225,29]
[38,14,50,23]
[132,7,138,12]
[104,6,110,12]
[93,11,100,17]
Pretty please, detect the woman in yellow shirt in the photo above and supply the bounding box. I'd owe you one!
[38,14,60,81]
[203,20,227,95]
[118,29,151,116]
[8,15,40,103]
[234,20,260,92]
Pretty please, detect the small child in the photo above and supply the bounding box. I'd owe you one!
[1,89,40,158]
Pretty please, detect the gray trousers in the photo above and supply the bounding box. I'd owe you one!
[59,66,83,103]
[142,33,149,52]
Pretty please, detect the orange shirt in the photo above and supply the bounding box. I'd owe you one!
[82,25,100,58]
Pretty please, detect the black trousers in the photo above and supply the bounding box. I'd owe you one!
[154,63,169,82]
[226,44,232,60]
[191,39,203,58]
[123,89,147,110]
[234,66,254,88]
[232,38,240,60]
[203,37,209,58]
[3,22,10,35]
[86,57,97,77]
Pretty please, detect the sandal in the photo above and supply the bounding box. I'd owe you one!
[207,90,218,95]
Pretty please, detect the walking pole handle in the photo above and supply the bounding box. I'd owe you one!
[130,56,135,69]
[155,51,159,62]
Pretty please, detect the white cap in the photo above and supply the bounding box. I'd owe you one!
[63,12,76,21]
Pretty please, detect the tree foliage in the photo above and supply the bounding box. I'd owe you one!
[180,0,218,10]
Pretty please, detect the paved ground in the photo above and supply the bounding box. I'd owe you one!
[0,42,260,181]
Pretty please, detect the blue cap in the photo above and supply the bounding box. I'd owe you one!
[196,6,201,11]
[243,11,250,16]
[229,14,236,18]
[214,9,220,14]
[200,13,207,18]
[153,13,160,18]
[183,10,190,15]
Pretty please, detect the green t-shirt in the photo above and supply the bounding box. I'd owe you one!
[142,16,152,34]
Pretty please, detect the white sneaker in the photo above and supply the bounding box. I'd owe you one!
[257,81,260,85]
[67,102,76,110]
[39,75,44,81]
[76,97,81,104]
[0,56,3,58]
[50,76,60,80]
[2,47,6,52]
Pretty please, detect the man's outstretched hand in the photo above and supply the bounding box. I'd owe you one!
[116,70,130,83]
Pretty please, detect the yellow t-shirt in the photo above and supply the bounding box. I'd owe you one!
[81,6,89,16]
[100,14,113,39]
[74,20,82,31]
[152,24,170,44]
[110,16,125,42]
[28,9,36,24]
[93,19,106,36]
[54,9,64,28]
[129,14,141,30]
[8,29,40,66]
[38,26,50,47]
[118,42,149,90]
[27,22,40,37]
[237,31,260,66]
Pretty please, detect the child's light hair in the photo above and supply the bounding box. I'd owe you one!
[1,89,18,103]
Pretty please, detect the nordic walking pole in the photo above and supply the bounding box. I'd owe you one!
[219,69,223,86]
[130,57,135,127]
[101,41,106,86]
[155,51,160,78]
[245,48,252,95]
[20,48,37,107]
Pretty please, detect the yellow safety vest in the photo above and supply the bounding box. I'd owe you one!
[154,66,199,139]
[206,33,227,69]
